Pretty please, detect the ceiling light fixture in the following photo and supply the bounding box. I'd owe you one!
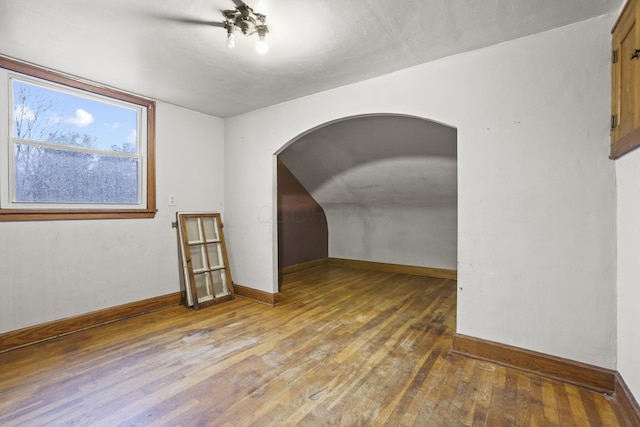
[222,1,269,54]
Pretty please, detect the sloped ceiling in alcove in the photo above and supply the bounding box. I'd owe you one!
[278,115,457,208]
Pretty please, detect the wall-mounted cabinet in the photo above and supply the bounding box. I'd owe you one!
[611,0,640,158]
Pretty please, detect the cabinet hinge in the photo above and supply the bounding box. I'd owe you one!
[612,49,619,64]
[611,114,618,131]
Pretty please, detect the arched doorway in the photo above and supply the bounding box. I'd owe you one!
[275,114,457,290]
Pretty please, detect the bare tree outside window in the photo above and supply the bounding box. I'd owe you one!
[11,79,140,205]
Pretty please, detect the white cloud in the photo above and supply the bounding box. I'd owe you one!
[14,104,36,121]
[126,129,137,144]
[110,122,120,130]
[65,109,94,127]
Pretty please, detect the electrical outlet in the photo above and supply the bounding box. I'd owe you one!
[169,194,176,206]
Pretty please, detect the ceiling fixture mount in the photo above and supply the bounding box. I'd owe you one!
[223,1,269,54]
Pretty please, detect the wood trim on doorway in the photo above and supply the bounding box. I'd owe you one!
[233,283,282,306]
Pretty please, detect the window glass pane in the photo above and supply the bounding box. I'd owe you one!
[190,244,206,271]
[12,79,139,154]
[207,243,223,268]
[14,143,139,204]
[194,273,213,302]
[185,218,201,243]
[202,216,219,240]
[211,270,229,298]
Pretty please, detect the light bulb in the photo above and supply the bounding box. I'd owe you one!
[226,33,235,49]
[256,36,269,54]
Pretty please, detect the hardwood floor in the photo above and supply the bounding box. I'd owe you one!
[0,265,627,426]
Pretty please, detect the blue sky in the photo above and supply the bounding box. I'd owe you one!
[12,78,138,152]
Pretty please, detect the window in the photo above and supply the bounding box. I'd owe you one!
[0,56,156,220]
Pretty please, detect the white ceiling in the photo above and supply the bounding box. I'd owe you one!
[0,0,623,118]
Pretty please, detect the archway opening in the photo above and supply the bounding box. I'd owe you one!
[276,113,457,290]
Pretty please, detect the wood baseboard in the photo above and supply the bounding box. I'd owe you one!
[279,258,329,275]
[615,372,640,425]
[452,334,616,394]
[328,258,457,280]
[0,292,182,353]
[233,283,282,306]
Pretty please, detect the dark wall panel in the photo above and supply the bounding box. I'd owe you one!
[277,158,328,269]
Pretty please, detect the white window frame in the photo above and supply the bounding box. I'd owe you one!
[0,56,156,221]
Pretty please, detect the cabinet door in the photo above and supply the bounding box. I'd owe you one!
[177,212,234,309]
[612,0,640,158]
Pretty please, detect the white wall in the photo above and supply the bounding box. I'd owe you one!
[0,101,224,333]
[317,154,457,270]
[326,203,457,270]
[224,14,617,367]
[616,152,640,400]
